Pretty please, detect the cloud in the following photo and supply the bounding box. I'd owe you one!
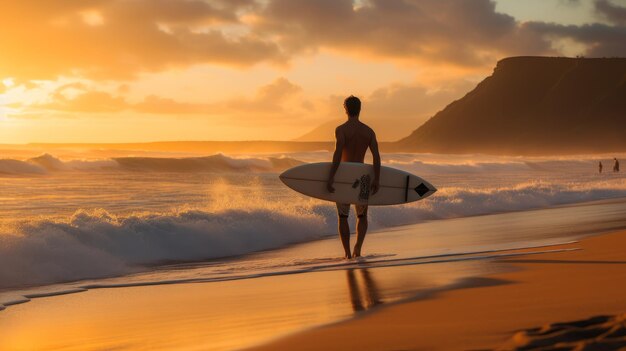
[37,83,128,112]
[0,0,283,80]
[365,81,475,120]
[255,0,626,66]
[596,0,626,25]
[519,0,626,58]
[225,77,303,112]
[298,80,474,141]
[526,21,626,57]
[1,0,625,84]
[134,95,214,114]
[134,77,306,117]
[256,0,554,67]
[28,77,309,118]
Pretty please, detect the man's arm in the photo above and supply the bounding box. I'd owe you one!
[370,131,381,194]
[327,127,345,193]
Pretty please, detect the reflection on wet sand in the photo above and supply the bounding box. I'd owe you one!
[347,269,382,312]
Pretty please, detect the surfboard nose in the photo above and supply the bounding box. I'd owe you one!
[421,180,437,197]
[278,166,299,185]
[278,171,290,186]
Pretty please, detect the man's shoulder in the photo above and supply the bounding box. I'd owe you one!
[334,123,348,138]
[335,122,349,132]
[360,122,375,134]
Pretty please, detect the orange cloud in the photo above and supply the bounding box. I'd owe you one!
[0,0,282,80]
[3,0,624,85]
[298,80,475,141]
[224,77,303,113]
[134,95,214,115]
[27,78,309,119]
[36,83,127,112]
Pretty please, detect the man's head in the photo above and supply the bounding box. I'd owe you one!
[344,95,361,118]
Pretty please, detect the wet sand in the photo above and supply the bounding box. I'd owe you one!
[250,230,626,351]
[0,257,498,351]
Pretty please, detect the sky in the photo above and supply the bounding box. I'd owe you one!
[1,0,625,143]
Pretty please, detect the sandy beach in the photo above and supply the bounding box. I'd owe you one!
[251,230,626,351]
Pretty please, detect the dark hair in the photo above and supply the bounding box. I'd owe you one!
[344,95,361,117]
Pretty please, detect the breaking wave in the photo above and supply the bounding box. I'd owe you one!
[1,177,626,290]
[0,206,334,289]
[1,151,625,292]
[0,153,304,175]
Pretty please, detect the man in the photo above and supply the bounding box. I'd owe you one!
[326,96,381,259]
[615,158,620,172]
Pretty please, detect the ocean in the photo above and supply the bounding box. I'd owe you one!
[1,151,626,309]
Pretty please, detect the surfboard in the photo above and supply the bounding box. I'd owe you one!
[279,162,436,205]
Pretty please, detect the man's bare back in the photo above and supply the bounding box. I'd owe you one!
[336,120,375,163]
[328,117,381,195]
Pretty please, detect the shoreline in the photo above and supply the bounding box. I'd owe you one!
[0,197,626,313]
[3,194,626,310]
[249,229,626,351]
[0,240,578,314]
[2,199,626,350]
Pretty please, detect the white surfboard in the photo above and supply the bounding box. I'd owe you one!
[279,162,436,205]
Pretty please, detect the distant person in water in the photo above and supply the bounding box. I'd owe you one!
[326,96,381,259]
[615,158,620,172]
[599,161,603,174]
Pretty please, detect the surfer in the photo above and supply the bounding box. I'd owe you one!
[615,158,620,172]
[326,96,381,259]
[599,161,603,174]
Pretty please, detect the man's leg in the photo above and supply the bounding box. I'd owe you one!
[336,203,351,258]
[353,205,368,257]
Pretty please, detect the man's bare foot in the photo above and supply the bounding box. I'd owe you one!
[344,253,352,259]
[353,246,362,258]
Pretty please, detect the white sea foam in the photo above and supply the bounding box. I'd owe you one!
[1,177,625,290]
[371,179,626,227]
[0,206,332,289]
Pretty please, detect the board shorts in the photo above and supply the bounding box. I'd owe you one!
[336,203,368,218]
